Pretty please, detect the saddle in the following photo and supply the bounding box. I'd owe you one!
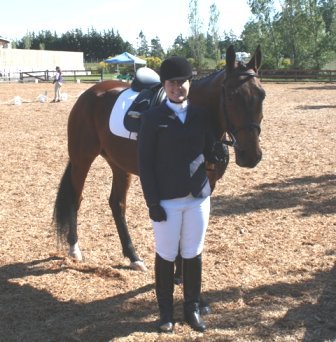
[124,67,166,133]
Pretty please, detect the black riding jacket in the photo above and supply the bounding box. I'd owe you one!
[138,100,216,207]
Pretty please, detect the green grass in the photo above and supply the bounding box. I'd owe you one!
[324,60,336,69]
[63,71,124,83]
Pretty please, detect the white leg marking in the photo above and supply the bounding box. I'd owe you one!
[69,242,83,261]
[130,260,147,272]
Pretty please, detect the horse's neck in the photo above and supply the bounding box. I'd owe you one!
[189,71,224,112]
[189,71,225,137]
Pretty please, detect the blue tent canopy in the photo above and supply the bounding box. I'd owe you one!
[104,52,146,71]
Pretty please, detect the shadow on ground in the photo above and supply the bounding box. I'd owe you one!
[1,257,335,341]
[212,173,336,217]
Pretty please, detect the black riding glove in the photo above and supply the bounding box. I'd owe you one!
[208,141,229,165]
[149,204,167,222]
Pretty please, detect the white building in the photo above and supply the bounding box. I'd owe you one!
[0,37,85,80]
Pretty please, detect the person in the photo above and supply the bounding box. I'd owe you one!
[138,56,227,333]
[51,66,63,102]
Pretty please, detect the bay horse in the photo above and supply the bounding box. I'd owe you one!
[53,45,265,271]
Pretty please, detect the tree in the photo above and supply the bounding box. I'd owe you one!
[188,0,207,68]
[278,0,327,68]
[317,0,336,58]
[220,30,245,55]
[247,0,281,67]
[149,37,165,59]
[207,3,221,62]
[305,0,329,68]
[167,34,189,57]
[22,34,32,49]
[243,0,334,69]
[136,31,149,56]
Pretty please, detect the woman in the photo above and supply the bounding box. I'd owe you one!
[138,56,225,333]
[51,66,63,102]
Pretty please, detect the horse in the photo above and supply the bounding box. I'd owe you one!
[53,45,265,272]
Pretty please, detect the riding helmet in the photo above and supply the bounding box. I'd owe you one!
[160,56,193,83]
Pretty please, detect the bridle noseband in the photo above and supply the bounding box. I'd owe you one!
[221,70,262,148]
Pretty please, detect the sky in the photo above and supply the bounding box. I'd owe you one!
[1,0,253,51]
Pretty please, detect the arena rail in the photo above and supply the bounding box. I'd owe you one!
[17,69,104,83]
[2,68,336,83]
[259,69,336,82]
[188,69,336,83]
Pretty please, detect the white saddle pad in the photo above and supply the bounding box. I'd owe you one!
[109,88,139,140]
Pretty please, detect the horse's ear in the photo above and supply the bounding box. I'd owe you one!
[246,45,262,72]
[226,45,236,71]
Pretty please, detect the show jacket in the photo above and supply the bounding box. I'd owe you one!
[138,100,216,207]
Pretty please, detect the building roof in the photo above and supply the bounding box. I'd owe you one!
[0,37,10,43]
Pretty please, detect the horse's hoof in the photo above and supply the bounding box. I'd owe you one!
[69,243,83,261]
[68,250,83,261]
[130,260,147,271]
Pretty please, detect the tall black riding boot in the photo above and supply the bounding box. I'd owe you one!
[155,253,175,333]
[174,251,211,315]
[174,251,183,285]
[183,254,206,332]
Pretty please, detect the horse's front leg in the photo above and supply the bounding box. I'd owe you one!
[109,166,147,271]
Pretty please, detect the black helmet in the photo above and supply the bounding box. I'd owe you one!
[160,56,193,83]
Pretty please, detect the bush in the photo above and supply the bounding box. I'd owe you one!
[216,60,226,69]
[281,58,291,68]
[98,61,107,72]
[145,56,162,69]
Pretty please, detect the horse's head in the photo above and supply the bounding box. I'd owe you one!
[220,45,265,168]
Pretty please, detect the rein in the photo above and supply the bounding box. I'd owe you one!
[221,70,261,148]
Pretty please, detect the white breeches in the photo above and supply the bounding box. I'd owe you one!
[54,82,62,100]
[152,194,210,262]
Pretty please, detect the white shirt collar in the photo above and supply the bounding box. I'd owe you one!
[166,98,188,114]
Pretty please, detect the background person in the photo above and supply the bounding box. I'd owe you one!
[51,66,63,102]
[138,56,227,333]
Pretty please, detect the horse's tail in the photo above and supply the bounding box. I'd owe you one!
[53,161,77,245]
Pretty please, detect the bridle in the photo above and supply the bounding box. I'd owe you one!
[221,69,262,148]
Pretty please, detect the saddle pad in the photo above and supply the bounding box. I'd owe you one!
[109,88,139,140]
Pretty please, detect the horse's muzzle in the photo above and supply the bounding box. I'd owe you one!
[235,148,262,168]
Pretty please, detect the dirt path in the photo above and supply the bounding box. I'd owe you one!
[0,82,335,341]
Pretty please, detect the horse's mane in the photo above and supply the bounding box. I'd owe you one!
[192,61,250,83]
[192,69,223,82]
